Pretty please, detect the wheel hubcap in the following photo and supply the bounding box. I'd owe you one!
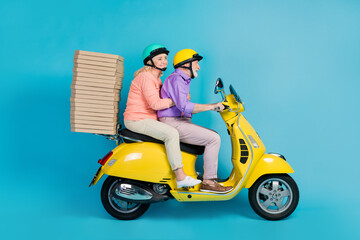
[256,178,293,214]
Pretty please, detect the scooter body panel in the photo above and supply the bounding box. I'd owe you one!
[169,111,269,202]
[95,142,198,190]
[232,114,266,175]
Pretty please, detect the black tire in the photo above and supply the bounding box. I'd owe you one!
[101,176,150,220]
[248,174,299,220]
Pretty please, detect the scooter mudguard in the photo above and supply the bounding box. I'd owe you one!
[244,154,294,188]
[92,142,198,190]
[89,165,105,186]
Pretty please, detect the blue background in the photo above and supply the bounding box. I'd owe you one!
[1,0,359,239]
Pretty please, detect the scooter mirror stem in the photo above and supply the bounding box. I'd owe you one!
[220,89,227,102]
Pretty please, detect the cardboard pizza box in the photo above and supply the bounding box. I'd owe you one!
[71,92,120,101]
[70,117,118,126]
[74,63,124,73]
[73,76,122,86]
[70,110,118,118]
[70,97,119,106]
[75,50,124,61]
[74,55,121,64]
[71,127,116,135]
[73,58,123,68]
[73,67,121,77]
[70,102,119,110]
[71,89,120,97]
[72,79,121,90]
[70,114,117,122]
[71,124,117,131]
[71,84,120,94]
[73,72,123,82]
[70,119,116,127]
[71,106,119,114]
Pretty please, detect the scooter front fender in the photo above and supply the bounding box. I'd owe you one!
[244,154,294,188]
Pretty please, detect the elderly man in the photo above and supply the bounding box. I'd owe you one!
[158,49,233,193]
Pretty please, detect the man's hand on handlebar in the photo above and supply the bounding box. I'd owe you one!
[213,102,225,112]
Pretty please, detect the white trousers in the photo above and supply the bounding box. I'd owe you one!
[124,119,183,170]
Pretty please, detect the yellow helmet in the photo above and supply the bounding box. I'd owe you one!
[173,49,203,68]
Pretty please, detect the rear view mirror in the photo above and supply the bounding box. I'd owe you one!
[214,78,224,94]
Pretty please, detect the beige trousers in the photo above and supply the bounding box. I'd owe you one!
[159,117,220,179]
[124,119,183,170]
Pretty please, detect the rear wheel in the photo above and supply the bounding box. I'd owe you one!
[248,174,299,220]
[101,176,150,220]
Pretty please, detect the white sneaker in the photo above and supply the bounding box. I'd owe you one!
[176,176,202,188]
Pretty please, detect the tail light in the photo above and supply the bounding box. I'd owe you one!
[98,151,113,165]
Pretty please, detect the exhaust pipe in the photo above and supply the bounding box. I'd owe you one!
[110,181,170,203]
[115,183,153,200]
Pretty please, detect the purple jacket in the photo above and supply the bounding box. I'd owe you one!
[157,69,195,118]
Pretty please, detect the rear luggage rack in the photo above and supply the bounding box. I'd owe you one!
[94,124,124,145]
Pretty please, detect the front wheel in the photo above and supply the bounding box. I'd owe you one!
[101,176,150,220]
[248,174,299,220]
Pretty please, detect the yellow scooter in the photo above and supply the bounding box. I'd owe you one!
[89,78,299,221]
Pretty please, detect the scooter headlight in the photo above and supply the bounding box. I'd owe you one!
[248,135,259,148]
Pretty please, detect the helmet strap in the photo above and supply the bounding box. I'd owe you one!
[180,62,195,79]
[145,59,167,71]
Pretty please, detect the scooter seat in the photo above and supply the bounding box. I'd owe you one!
[119,128,205,156]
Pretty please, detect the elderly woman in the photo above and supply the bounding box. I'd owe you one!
[123,44,201,188]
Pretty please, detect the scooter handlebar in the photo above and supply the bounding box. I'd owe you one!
[215,104,230,112]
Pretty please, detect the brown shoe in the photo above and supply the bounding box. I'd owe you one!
[200,181,233,193]
[209,177,229,183]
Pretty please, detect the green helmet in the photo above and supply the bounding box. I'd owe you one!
[142,44,169,71]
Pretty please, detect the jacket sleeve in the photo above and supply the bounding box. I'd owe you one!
[167,78,195,115]
[141,76,172,111]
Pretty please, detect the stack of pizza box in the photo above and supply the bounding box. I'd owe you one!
[70,50,124,135]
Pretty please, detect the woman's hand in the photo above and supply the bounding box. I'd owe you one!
[169,99,175,107]
[187,94,191,101]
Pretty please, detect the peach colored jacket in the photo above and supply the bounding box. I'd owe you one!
[124,71,172,121]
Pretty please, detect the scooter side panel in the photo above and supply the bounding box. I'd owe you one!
[104,142,172,181]
[244,154,294,188]
[225,114,267,188]
[170,114,269,202]
[100,142,198,190]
